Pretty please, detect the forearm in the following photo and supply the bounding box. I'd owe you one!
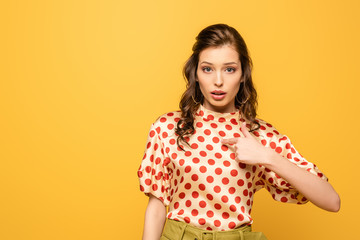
[263,149,340,212]
[142,195,167,240]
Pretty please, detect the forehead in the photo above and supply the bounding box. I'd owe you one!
[198,45,240,63]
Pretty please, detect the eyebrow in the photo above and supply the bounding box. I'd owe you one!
[200,61,238,65]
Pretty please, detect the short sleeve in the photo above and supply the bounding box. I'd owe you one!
[260,130,328,204]
[137,123,172,206]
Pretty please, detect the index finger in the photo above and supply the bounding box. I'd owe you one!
[221,138,238,145]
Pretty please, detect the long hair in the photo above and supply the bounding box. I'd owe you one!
[175,23,260,151]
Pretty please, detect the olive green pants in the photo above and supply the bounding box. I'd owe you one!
[160,219,268,240]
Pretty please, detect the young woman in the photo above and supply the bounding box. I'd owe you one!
[137,24,340,240]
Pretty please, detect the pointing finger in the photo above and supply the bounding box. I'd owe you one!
[221,138,238,145]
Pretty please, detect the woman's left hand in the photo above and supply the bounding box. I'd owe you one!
[221,122,272,166]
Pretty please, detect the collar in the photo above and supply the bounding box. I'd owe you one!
[195,104,242,122]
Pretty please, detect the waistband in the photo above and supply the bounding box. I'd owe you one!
[162,218,254,240]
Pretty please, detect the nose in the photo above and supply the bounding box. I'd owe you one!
[214,71,223,87]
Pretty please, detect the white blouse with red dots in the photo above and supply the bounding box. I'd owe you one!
[137,104,328,231]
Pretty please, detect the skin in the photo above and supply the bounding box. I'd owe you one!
[142,44,340,240]
[196,45,243,113]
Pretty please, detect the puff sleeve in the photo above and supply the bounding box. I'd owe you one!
[137,123,172,206]
[259,128,328,204]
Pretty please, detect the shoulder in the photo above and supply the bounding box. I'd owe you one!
[253,117,284,139]
[150,110,182,136]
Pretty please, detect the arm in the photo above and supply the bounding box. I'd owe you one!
[142,194,167,240]
[264,149,340,212]
[222,122,341,212]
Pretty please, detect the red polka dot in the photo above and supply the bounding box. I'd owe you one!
[212,137,220,143]
[185,183,191,190]
[238,214,244,221]
[191,174,199,181]
[192,191,199,198]
[179,192,185,199]
[167,124,174,130]
[179,159,185,166]
[199,201,207,208]
[162,132,168,138]
[229,187,236,194]
[200,166,207,173]
[191,143,198,149]
[160,117,167,122]
[204,129,211,135]
[225,125,232,130]
[207,176,214,183]
[231,169,238,177]
[198,136,205,142]
[149,130,155,137]
[207,114,214,120]
[219,117,226,122]
[196,122,203,128]
[245,172,251,179]
[145,179,151,185]
[260,125,266,130]
[218,131,226,137]
[221,195,229,203]
[229,204,237,212]
[185,200,192,207]
[243,189,249,196]
[199,184,206,191]
[237,179,244,186]
[152,184,158,191]
[184,217,190,223]
[192,157,200,163]
[169,139,175,145]
[206,194,214,200]
[215,153,222,159]
[223,161,231,167]
[267,132,273,138]
[221,145,228,151]
[261,139,267,146]
[281,197,288,202]
[214,185,221,193]
[207,210,214,217]
[235,196,241,203]
[239,163,246,169]
[275,147,282,153]
[222,177,229,185]
[199,218,206,225]
[214,203,222,210]
[230,118,238,125]
[241,206,245,213]
[228,222,236,229]
[174,202,179,209]
[206,144,213,150]
[230,153,236,159]
[208,159,215,165]
[185,166,191,173]
[214,220,221,227]
[270,142,276,149]
[211,123,218,128]
[233,132,240,137]
[215,168,222,175]
[200,151,207,157]
[222,212,230,219]
[191,209,198,216]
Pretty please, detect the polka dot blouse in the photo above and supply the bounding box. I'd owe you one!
[137,104,328,231]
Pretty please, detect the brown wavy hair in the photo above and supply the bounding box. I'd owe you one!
[175,23,260,151]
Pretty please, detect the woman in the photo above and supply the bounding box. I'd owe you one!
[137,23,340,240]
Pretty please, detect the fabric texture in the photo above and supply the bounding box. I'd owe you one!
[137,104,328,231]
[160,219,268,240]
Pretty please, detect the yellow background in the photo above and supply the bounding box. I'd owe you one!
[1,1,359,239]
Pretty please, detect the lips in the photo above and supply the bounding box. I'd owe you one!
[211,90,226,95]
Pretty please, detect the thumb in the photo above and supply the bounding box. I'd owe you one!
[240,122,252,138]
[221,138,238,145]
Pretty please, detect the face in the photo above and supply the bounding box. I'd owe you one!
[196,45,242,113]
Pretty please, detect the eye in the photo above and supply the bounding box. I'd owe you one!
[225,67,236,73]
[202,67,212,73]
